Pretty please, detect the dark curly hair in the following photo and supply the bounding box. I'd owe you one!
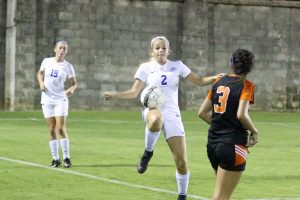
[231,49,254,75]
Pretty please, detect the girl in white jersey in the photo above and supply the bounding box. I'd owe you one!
[37,41,77,168]
[104,36,223,200]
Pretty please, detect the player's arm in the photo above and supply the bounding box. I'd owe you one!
[104,79,144,100]
[237,100,258,147]
[186,72,225,86]
[198,97,212,125]
[36,70,46,91]
[66,77,77,97]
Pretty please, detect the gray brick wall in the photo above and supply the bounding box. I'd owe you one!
[14,0,37,110]
[1,0,300,111]
[0,0,6,109]
[209,4,300,110]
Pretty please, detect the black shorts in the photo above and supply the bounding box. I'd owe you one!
[207,142,248,171]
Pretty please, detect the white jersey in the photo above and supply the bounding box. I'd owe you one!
[135,60,191,116]
[39,57,75,104]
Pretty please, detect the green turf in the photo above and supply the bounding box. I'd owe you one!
[0,111,299,200]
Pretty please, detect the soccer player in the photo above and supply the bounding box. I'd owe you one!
[198,49,258,200]
[37,40,77,168]
[104,36,224,200]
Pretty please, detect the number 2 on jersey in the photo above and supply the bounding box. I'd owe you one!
[214,86,230,114]
[161,75,167,85]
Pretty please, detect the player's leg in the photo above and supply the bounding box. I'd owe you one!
[55,115,71,167]
[212,167,242,200]
[210,143,247,200]
[145,108,163,150]
[138,108,163,174]
[167,136,189,200]
[55,102,71,168]
[46,117,61,167]
[164,117,189,200]
[42,104,60,167]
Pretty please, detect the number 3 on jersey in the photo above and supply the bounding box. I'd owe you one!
[214,86,230,114]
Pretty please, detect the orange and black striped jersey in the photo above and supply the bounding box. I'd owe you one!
[206,75,255,145]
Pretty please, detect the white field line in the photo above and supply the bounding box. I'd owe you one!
[0,117,299,128]
[0,156,208,200]
[1,157,300,200]
[246,199,300,200]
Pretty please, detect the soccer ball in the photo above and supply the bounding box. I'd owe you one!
[140,86,165,109]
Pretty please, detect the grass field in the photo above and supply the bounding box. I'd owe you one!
[0,110,300,200]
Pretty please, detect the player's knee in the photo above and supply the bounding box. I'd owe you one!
[147,116,163,132]
[48,123,56,132]
[176,159,188,174]
[49,130,56,139]
[57,128,66,137]
[148,122,162,132]
[49,127,55,132]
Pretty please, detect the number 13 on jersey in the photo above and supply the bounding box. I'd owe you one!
[214,86,230,114]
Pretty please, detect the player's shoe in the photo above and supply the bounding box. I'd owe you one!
[51,159,61,168]
[137,150,153,174]
[177,194,187,200]
[63,158,72,168]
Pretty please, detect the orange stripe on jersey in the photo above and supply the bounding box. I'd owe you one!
[207,77,223,100]
[235,145,248,166]
[207,89,212,100]
[240,80,256,104]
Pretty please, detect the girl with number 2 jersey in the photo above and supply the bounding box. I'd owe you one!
[104,36,224,200]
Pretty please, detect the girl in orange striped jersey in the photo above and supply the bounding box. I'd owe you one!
[198,49,258,200]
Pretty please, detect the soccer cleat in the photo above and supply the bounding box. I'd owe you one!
[137,150,153,174]
[177,194,187,200]
[63,158,72,168]
[51,159,61,168]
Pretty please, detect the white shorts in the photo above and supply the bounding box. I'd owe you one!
[142,108,185,139]
[42,101,69,118]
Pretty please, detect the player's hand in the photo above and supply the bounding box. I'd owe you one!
[66,89,74,97]
[215,73,226,79]
[211,73,226,81]
[104,91,113,100]
[246,131,258,147]
[40,84,47,92]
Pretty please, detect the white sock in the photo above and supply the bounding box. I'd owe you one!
[49,140,59,160]
[176,170,190,195]
[145,128,160,152]
[60,138,70,159]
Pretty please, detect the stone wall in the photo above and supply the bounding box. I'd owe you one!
[180,0,300,110]
[15,0,37,110]
[0,0,299,111]
[0,0,6,109]
[210,2,300,110]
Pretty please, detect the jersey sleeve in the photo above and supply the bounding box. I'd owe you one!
[39,58,47,71]
[68,64,76,78]
[207,89,212,100]
[240,80,256,104]
[134,63,147,82]
[178,61,191,78]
